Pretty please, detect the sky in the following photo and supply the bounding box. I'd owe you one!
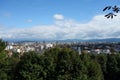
[0,0,120,41]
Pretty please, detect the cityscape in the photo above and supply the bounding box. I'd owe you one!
[5,40,120,57]
[1,0,120,80]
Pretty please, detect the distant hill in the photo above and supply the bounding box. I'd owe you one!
[62,38,120,42]
[4,38,120,42]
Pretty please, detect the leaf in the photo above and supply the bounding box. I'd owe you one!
[104,14,108,17]
[114,5,117,8]
[111,15,113,19]
[114,14,117,16]
[103,7,108,11]
[107,16,110,19]
[112,5,120,13]
[108,6,111,10]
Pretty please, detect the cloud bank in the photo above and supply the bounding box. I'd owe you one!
[1,14,120,40]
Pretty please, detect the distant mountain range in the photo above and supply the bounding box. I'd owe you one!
[4,38,120,42]
[61,38,120,42]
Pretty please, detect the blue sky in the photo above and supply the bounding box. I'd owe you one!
[0,0,120,40]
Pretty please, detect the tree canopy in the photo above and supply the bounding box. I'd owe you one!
[0,43,120,80]
[0,39,6,52]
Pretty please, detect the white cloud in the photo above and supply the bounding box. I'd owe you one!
[54,14,64,20]
[1,14,120,40]
[27,19,32,23]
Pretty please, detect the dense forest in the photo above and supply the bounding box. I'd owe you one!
[0,40,120,80]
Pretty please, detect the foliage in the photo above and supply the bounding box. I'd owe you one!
[0,44,120,80]
[13,47,103,80]
[103,5,120,19]
[80,54,103,80]
[0,39,6,52]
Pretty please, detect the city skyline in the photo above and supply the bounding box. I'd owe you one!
[0,0,120,40]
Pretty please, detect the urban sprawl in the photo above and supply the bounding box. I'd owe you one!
[5,41,120,57]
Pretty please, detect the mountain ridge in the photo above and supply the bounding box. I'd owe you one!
[4,38,120,42]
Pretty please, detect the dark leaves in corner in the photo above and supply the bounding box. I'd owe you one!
[105,13,117,19]
[103,6,111,11]
[103,5,120,19]
[112,5,120,13]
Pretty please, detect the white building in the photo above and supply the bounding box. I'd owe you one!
[46,43,53,49]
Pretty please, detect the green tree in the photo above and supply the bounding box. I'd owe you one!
[0,39,10,80]
[0,51,14,80]
[106,54,119,80]
[13,47,104,80]
[45,47,83,80]
[0,52,8,80]
[0,39,6,52]
[91,54,107,79]
[80,54,103,80]
[14,52,43,80]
